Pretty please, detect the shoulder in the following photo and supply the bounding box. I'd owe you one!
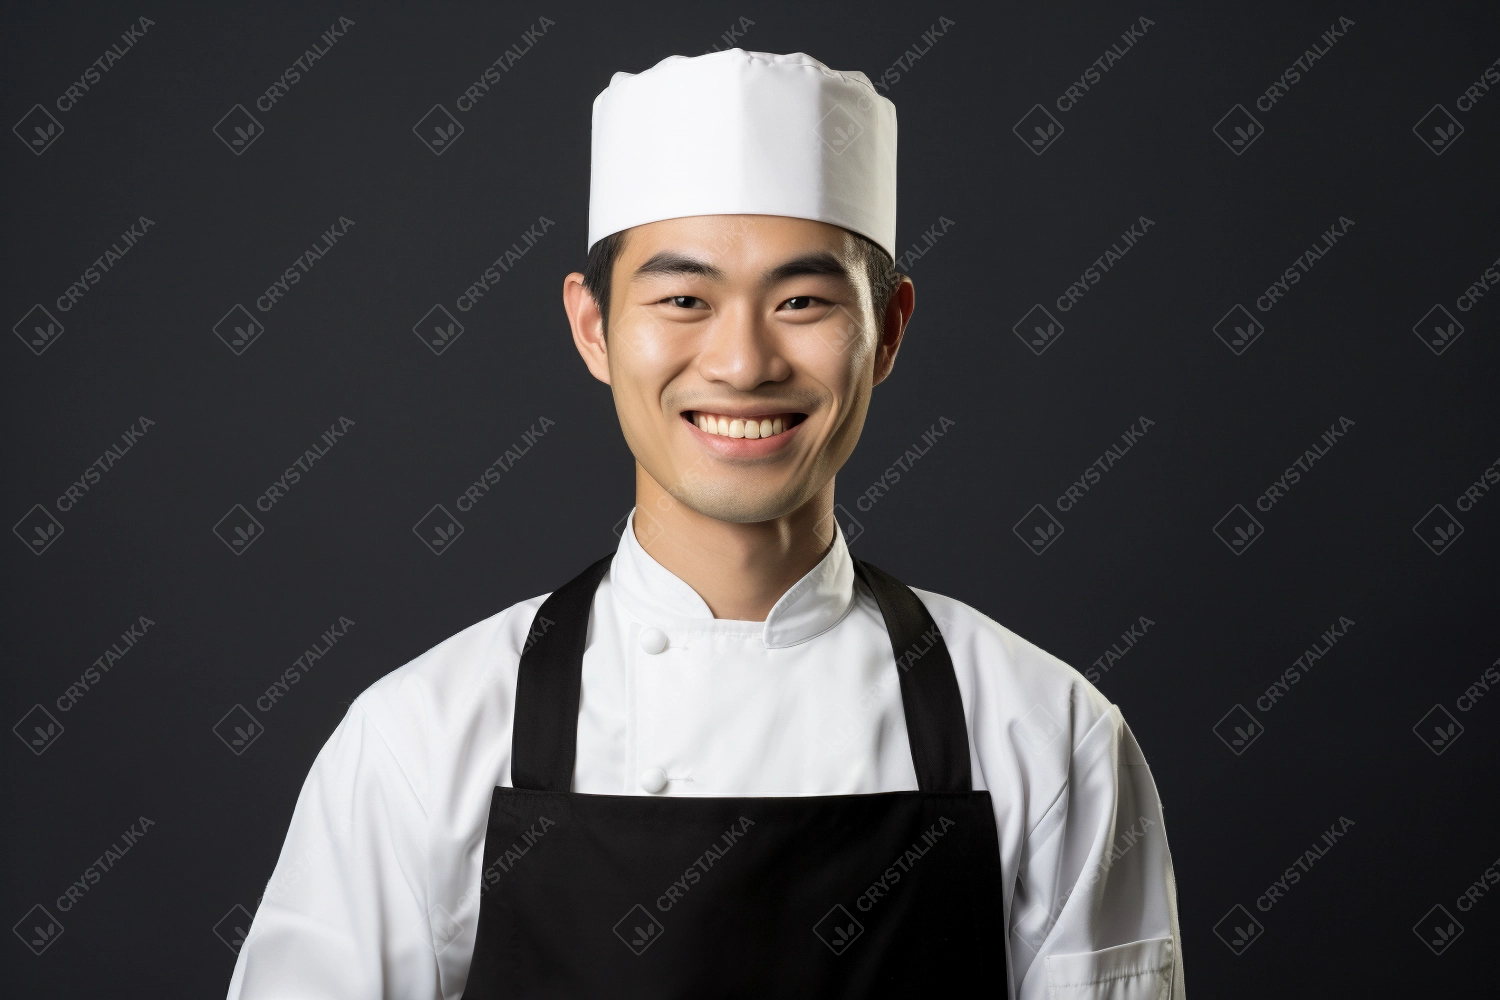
[906,585,1139,835]
[907,585,1131,795]
[358,592,550,711]
[911,585,1113,731]
[336,590,552,800]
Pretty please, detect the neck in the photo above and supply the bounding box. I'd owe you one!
[632,464,835,621]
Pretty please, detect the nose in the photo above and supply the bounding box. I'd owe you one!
[695,301,792,391]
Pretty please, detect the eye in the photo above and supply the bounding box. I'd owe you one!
[781,295,822,310]
[665,295,705,309]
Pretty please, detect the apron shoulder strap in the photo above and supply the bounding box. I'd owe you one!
[851,558,973,793]
[511,555,614,791]
[511,553,974,794]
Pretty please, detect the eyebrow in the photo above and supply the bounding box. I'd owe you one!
[762,251,851,286]
[630,250,852,286]
[631,252,724,282]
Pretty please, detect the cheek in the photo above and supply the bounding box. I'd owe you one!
[617,314,682,371]
[609,319,688,426]
[787,332,867,405]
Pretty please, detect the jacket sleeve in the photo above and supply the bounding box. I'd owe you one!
[1008,706,1186,999]
[225,701,439,1000]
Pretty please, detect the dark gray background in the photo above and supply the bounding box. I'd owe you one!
[5,1,1497,996]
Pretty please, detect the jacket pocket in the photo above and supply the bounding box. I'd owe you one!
[1045,935,1175,1000]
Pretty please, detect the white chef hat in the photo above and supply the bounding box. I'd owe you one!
[588,48,898,258]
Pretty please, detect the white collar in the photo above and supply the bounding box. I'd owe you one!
[609,508,858,649]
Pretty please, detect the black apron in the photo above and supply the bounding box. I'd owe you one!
[461,555,1009,998]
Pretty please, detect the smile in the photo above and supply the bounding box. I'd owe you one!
[685,411,806,440]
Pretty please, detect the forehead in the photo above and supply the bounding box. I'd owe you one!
[619,215,859,268]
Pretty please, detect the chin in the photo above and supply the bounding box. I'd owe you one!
[666,479,812,525]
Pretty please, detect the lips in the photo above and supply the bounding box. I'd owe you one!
[685,411,806,440]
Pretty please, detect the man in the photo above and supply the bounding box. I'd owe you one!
[227,49,1185,999]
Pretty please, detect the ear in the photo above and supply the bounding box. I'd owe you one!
[872,275,915,387]
[563,272,611,385]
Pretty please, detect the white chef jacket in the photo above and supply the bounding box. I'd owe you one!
[227,509,1186,1000]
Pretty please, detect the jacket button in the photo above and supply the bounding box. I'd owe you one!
[639,767,668,793]
[639,627,668,654]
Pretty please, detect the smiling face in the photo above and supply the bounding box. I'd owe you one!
[566,215,912,525]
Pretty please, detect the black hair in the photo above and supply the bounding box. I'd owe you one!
[581,227,901,336]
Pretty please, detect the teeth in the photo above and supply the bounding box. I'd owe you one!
[692,412,796,439]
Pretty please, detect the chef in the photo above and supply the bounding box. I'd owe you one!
[227,49,1186,999]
